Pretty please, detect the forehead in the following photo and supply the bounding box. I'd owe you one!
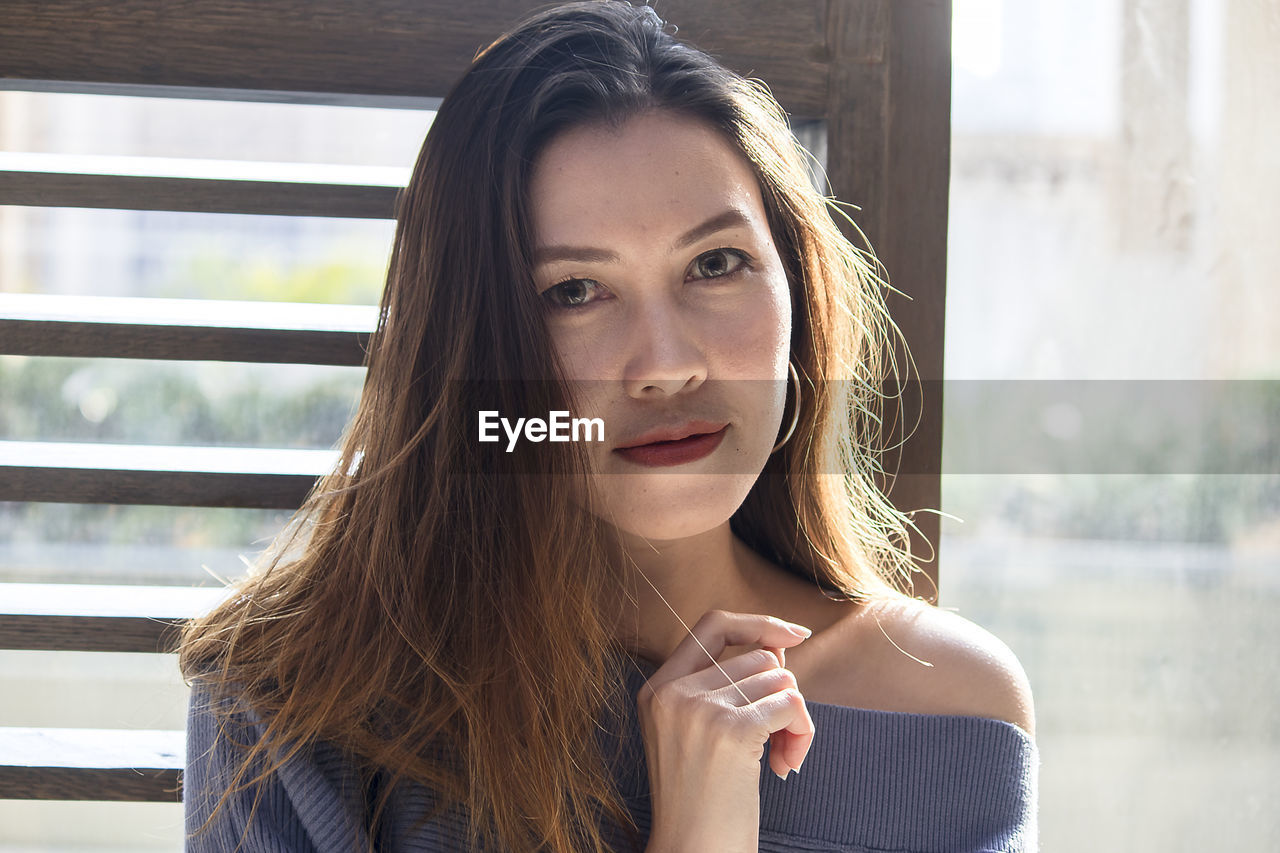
[528,111,770,249]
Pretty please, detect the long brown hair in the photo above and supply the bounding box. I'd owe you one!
[180,2,923,851]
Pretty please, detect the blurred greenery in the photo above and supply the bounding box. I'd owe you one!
[1,250,374,576]
[939,380,1280,479]
[938,379,1280,545]
[163,243,386,304]
[0,356,363,448]
[940,474,1280,545]
[0,351,354,567]
[0,501,291,551]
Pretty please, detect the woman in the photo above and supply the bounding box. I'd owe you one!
[181,2,1039,852]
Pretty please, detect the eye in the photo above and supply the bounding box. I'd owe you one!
[691,248,753,280]
[541,277,607,312]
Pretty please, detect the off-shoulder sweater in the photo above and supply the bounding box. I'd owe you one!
[184,657,1039,852]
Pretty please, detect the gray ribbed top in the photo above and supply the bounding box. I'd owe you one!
[185,658,1039,852]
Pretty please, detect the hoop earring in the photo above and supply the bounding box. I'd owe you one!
[770,360,801,454]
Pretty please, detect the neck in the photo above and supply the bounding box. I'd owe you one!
[606,521,774,664]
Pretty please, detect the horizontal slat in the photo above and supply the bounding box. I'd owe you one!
[0,151,412,186]
[0,727,182,801]
[0,78,445,110]
[0,441,338,507]
[0,467,311,507]
[0,583,231,653]
[0,293,377,364]
[0,318,370,364]
[0,169,398,217]
[0,0,832,118]
[0,614,184,654]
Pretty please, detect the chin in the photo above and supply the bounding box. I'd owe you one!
[592,471,760,542]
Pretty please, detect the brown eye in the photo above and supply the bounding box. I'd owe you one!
[543,278,604,311]
[692,248,751,280]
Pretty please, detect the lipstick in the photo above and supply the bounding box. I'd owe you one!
[614,425,728,467]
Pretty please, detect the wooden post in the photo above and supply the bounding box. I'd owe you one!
[826,0,951,601]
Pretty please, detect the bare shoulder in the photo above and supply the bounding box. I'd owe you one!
[803,594,1037,739]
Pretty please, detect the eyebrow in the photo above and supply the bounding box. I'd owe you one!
[533,208,753,267]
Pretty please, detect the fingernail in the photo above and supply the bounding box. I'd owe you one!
[788,624,812,638]
[774,769,788,781]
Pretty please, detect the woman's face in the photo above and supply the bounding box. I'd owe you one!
[528,110,792,541]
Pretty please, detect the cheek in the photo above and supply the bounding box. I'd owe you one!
[544,330,620,434]
[708,276,792,376]
[548,326,619,381]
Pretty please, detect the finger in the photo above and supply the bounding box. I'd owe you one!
[767,721,816,779]
[762,647,790,775]
[741,688,814,774]
[681,647,785,694]
[651,610,811,688]
[705,664,798,707]
[776,702,815,775]
[768,730,791,779]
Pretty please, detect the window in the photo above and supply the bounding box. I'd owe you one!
[0,90,433,849]
[945,0,1279,847]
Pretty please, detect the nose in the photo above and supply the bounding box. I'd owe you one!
[622,298,708,398]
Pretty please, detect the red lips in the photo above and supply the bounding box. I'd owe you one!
[614,420,730,450]
[613,424,729,467]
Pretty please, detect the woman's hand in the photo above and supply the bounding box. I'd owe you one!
[637,609,816,853]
